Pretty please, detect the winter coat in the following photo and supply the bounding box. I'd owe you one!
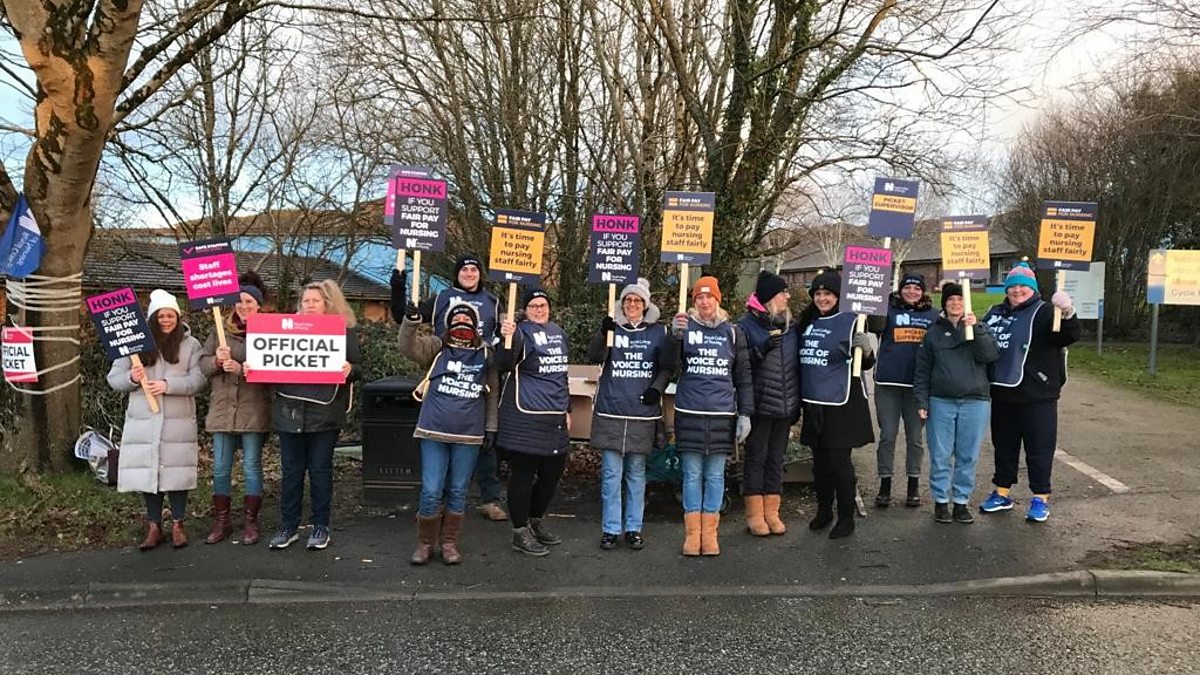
[982,296,1081,404]
[798,306,875,450]
[201,324,272,434]
[398,316,500,443]
[737,303,802,420]
[495,320,571,457]
[585,300,678,455]
[271,327,362,434]
[673,307,755,456]
[912,315,1000,411]
[107,329,207,494]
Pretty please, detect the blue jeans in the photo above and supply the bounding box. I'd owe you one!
[601,450,647,534]
[420,439,480,516]
[278,430,337,529]
[211,432,267,497]
[474,445,503,504]
[681,452,726,514]
[927,397,990,504]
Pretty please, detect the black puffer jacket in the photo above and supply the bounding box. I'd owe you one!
[737,308,801,420]
[272,327,362,434]
[673,309,755,456]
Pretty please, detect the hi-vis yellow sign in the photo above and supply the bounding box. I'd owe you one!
[489,209,546,283]
[1037,201,1096,270]
[940,216,990,279]
[660,191,714,264]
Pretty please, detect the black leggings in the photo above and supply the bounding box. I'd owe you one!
[143,491,189,523]
[507,452,568,528]
[742,416,791,495]
[810,447,856,517]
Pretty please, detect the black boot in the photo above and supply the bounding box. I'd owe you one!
[829,450,857,539]
[874,477,892,508]
[934,502,952,523]
[809,463,835,531]
[906,476,921,507]
[528,517,562,545]
[512,526,549,556]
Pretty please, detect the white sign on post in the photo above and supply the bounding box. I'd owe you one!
[1062,261,1105,321]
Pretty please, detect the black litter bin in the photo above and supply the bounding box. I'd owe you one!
[361,376,422,503]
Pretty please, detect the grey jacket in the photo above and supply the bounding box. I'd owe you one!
[913,315,1000,410]
[107,329,207,494]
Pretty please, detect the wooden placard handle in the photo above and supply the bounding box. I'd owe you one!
[606,283,616,347]
[394,248,406,272]
[130,353,160,414]
[964,283,975,341]
[677,262,689,315]
[504,282,517,349]
[1052,270,1064,332]
[212,306,227,349]
[411,249,422,305]
[851,313,867,377]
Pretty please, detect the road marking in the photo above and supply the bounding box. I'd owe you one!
[1056,449,1131,494]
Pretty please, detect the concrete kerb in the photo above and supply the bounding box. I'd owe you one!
[1,571,1197,612]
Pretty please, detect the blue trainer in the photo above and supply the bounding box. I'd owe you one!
[268,527,299,550]
[1026,497,1050,523]
[307,525,331,550]
[979,490,1015,513]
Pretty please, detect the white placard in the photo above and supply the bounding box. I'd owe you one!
[1063,261,1105,320]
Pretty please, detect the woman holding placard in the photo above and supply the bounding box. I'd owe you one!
[979,262,1079,523]
[496,288,572,557]
[912,283,999,523]
[266,280,361,551]
[798,271,875,539]
[670,276,755,557]
[200,272,272,545]
[107,289,207,551]
[399,300,500,565]
[586,278,676,551]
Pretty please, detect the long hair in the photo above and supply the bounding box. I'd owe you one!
[298,279,357,328]
[142,311,185,367]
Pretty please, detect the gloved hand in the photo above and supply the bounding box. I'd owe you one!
[405,302,422,322]
[600,315,617,334]
[736,414,752,444]
[481,431,497,453]
[852,332,873,358]
[640,387,661,406]
[766,329,784,351]
[672,312,689,337]
[1051,290,1075,319]
[389,268,408,323]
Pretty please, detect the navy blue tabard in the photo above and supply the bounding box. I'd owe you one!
[983,299,1042,387]
[416,346,489,439]
[595,323,669,420]
[513,321,570,414]
[674,318,737,416]
[799,312,858,405]
[875,305,940,386]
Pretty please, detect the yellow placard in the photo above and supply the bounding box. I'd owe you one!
[1164,250,1200,306]
[660,209,713,257]
[1038,217,1095,262]
[488,226,545,276]
[871,194,917,215]
[940,230,990,271]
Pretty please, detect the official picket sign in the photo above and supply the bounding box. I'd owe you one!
[843,246,893,316]
[179,237,241,309]
[2,326,37,383]
[940,216,990,279]
[1147,249,1200,306]
[86,287,156,361]
[1037,201,1097,271]
[660,191,714,263]
[386,165,447,252]
[489,209,546,283]
[867,178,919,239]
[587,214,640,284]
[245,313,347,384]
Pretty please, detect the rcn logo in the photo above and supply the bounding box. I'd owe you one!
[406,237,419,248]
[533,331,549,346]
[446,360,463,373]
[281,318,295,330]
[852,302,864,312]
[895,313,912,327]
[614,334,630,349]
[884,181,896,192]
[688,331,703,345]
[601,271,612,282]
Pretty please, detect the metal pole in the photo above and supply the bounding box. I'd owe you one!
[1097,299,1104,356]
[1148,303,1160,376]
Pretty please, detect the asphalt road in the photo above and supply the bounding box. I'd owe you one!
[1,597,1196,674]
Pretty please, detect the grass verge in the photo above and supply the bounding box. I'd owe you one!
[1083,537,1200,574]
[1068,342,1200,408]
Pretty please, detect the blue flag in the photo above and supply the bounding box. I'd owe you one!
[0,194,46,278]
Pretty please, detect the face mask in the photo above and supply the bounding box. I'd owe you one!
[447,324,477,346]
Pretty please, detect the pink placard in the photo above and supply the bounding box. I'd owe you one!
[244,313,348,384]
[2,326,37,383]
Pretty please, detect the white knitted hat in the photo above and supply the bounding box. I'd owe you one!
[146,289,182,318]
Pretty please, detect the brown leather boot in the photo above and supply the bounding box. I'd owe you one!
[681,512,702,556]
[763,494,787,535]
[139,521,163,551]
[410,514,441,565]
[440,511,465,565]
[700,512,721,556]
[744,495,769,536]
[205,495,233,544]
[242,495,263,545]
[171,520,189,548]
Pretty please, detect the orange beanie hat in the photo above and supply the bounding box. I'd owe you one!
[691,276,722,303]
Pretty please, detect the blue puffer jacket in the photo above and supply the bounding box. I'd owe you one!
[737,309,801,420]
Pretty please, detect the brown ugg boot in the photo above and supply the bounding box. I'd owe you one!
[744,495,769,536]
[242,495,263,545]
[700,512,721,556]
[411,514,442,565]
[682,512,702,556]
[205,495,233,544]
[171,520,189,548]
[763,494,787,535]
[139,521,163,551]
[440,511,466,565]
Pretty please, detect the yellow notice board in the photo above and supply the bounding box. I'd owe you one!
[488,209,546,283]
[1147,249,1200,306]
[1037,201,1097,270]
[940,216,990,279]
[660,191,714,264]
